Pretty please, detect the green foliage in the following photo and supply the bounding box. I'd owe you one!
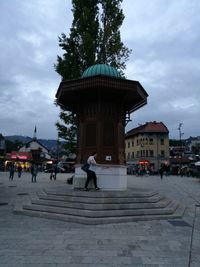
[5,140,23,153]
[55,0,131,153]
[55,0,99,80]
[97,0,131,75]
[55,110,77,154]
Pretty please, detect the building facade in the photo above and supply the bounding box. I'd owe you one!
[18,139,52,163]
[125,121,169,172]
[186,136,200,155]
[5,139,52,171]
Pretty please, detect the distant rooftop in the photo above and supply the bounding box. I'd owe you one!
[126,121,169,137]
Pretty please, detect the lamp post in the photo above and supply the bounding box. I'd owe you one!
[178,123,184,173]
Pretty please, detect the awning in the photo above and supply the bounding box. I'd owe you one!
[6,152,32,161]
[138,159,150,164]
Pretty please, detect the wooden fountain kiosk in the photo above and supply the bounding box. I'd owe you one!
[56,64,148,190]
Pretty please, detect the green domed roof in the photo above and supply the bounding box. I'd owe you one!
[82,64,121,78]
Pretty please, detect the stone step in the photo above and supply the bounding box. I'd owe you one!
[14,204,184,225]
[44,189,158,198]
[22,202,177,218]
[37,193,163,204]
[14,188,185,224]
[31,198,171,211]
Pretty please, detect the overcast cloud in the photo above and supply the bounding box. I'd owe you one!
[0,0,199,139]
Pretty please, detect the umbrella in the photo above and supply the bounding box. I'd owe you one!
[194,161,200,166]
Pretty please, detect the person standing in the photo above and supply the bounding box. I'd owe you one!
[53,163,58,180]
[50,163,58,180]
[50,166,54,180]
[9,163,15,180]
[17,165,22,178]
[159,167,164,180]
[31,163,38,183]
[84,152,100,191]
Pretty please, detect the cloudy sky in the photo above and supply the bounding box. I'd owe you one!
[0,0,200,140]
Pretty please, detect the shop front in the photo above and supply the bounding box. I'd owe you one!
[5,152,33,171]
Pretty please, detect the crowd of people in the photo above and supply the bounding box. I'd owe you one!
[6,158,200,187]
[7,162,59,183]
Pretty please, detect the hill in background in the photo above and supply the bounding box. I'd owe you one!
[5,135,61,151]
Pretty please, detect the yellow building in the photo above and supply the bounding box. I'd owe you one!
[125,121,169,172]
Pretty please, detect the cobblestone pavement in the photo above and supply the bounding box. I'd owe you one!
[0,171,200,267]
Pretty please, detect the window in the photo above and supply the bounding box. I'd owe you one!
[137,151,139,157]
[150,150,154,157]
[141,138,144,147]
[161,150,165,157]
[149,138,153,145]
[128,142,130,148]
[131,152,134,158]
[161,139,164,145]
[145,138,148,145]
[132,141,134,147]
[137,139,139,146]
[128,152,130,159]
[146,150,149,157]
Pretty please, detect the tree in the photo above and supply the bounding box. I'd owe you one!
[5,140,23,153]
[55,107,77,154]
[55,0,99,80]
[55,0,131,153]
[97,0,131,75]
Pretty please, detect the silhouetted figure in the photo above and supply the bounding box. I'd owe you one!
[159,167,164,180]
[31,164,38,183]
[50,163,58,180]
[9,163,15,180]
[17,165,22,178]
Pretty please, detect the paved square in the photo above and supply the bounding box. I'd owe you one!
[0,171,200,266]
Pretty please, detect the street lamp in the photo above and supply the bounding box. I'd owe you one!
[178,123,184,172]
[178,123,184,145]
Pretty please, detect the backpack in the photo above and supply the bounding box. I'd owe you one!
[81,163,90,172]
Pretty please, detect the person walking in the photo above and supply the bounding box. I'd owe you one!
[159,167,164,180]
[53,163,58,180]
[50,166,54,180]
[9,163,15,180]
[31,163,38,183]
[84,152,100,191]
[50,163,58,180]
[17,165,22,178]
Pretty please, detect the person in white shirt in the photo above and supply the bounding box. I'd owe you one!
[84,152,100,191]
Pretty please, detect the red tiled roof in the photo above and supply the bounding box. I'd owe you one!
[126,121,169,137]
